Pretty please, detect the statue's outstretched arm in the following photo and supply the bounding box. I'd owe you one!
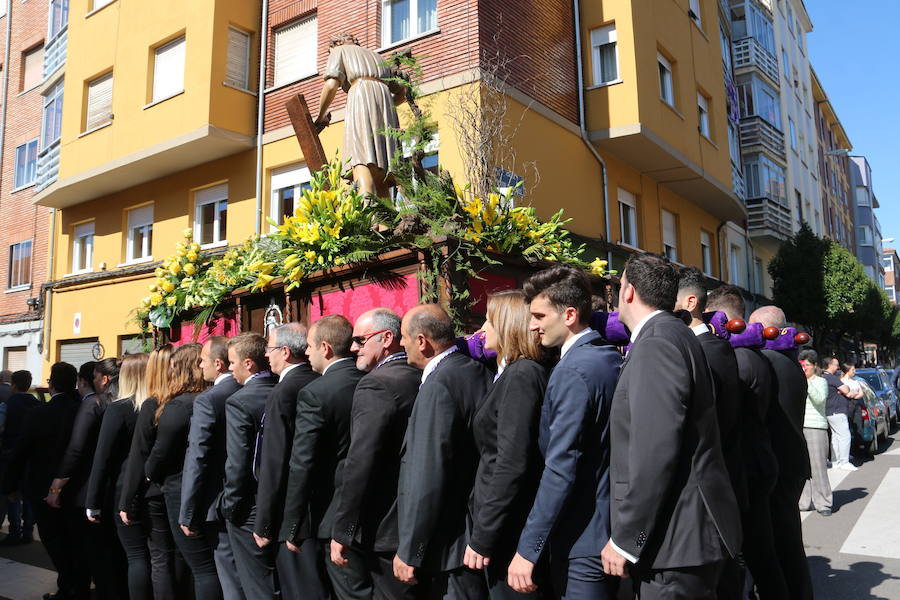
[316,78,341,126]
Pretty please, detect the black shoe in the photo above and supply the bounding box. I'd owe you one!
[20,534,33,544]
[0,535,22,546]
[817,509,832,516]
[42,592,73,600]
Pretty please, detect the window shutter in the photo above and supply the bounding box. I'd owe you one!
[23,46,44,90]
[128,204,154,229]
[86,74,113,131]
[274,16,317,86]
[5,347,28,373]
[226,28,250,89]
[59,340,98,371]
[271,163,311,191]
[153,37,186,102]
[662,210,677,249]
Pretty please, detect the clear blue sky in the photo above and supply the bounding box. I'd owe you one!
[807,1,899,243]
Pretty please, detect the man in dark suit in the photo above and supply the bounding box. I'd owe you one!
[280,315,366,600]
[0,370,41,545]
[222,333,280,598]
[750,305,813,600]
[601,255,741,599]
[330,308,422,600]
[178,336,244,600]
[3,362,81,600]
[253,322,324,600]
[706,284,786,599]
[506,265,620,600]
[392,304,491,600]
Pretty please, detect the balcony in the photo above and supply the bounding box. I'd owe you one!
[36,142,60,192]
[732,164,746,202]
[746,195,792,242]
[732,37,779,86]
[44,29,67,80]
[739,116,786,162]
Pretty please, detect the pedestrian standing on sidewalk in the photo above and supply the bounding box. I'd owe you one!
[0,370,40,546]
[798,351,832,516]
[820,357,856,471]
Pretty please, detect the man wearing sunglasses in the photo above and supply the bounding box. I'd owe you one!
[331,308,423,600]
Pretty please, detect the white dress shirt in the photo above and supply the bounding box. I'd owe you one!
[278,363,303,380]
[561,328,593,359]
[421,346,458,384]
[691,323,711,337]
[214,372,233,386]
[322,357,353,377]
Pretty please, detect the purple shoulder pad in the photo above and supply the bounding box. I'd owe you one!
[702,311,730,339]
[764,327,798,351]
[455,332,498,363]
[728,322,765,349]
[589,311,631,346]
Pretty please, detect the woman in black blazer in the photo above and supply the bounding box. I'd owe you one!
[465,290,550,600]
[87,353,152,600]
[143,343,222,599]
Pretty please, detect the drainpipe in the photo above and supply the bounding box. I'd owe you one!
[572,0,612,267]
[42,209,57,359]
[254,0,270,235]
[0,0,13,178]
[716,221,727,282]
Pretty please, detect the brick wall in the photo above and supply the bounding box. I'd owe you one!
[0,0,51,322]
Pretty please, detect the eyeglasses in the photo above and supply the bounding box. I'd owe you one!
[265,345,286,352]
[351,330,389,346]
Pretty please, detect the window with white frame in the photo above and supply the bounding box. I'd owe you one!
[194,184,228,247]
[42,80,64,149]
[700,230,713,275]
[658,53,674,106]
[126,204,153,262]
[496,168,524,203]
[382,0,437,46]
[49,0,69,41]
[274,15,317,87]
[753,258,764,293]
[788,117,797,149]
[729,244,743,286]
[8,241,32,288]
[781,48,789,77]
[271,163,312,228]
[72,222,94,273]
[590,25,618,85]
[662,209,678,261]
[859,226,873,246]
[226,27,251,90]
[14,140,38,189]
[618,188,638,247]
[152,36,186,103]
[697,92,710,138]
[91,0,114,12]
[21,45,44,92]
[85,73,113,131]
[689,0,702,27]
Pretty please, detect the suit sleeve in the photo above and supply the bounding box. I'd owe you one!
[57,398,97,480]
[280,388,325,543]
[254,388,293,538]
[331,378,395,544]
[470,369,543,556]
[179,395,215,528]
[396,382,457,567]
[611,337,688,562]
[119,401,156,514]
[222,397,256,524]
[85,406,120,510]
[516,367,591,562]
[0,401,6,442]
[144,402,189,485]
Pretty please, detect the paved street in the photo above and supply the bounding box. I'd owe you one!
[2,432,900,600]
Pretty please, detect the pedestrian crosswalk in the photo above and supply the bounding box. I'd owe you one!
[840,467,900,559]
[799,467,852,522]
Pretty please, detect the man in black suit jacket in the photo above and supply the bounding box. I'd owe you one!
[602,255,741,599]
[507,265,621,600]
[3,362,81,600]
[750,305,813,600]
[253,322,325,600]
[281,315,366,600]
[178,336,244,600]
[707,286,788,599]
[0,370,41,544]
[222,333,280,598]
[393,304,492,600]
[330,308,422,600]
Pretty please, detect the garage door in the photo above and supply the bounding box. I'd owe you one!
[4,346,27,372]
[59,340,98,370]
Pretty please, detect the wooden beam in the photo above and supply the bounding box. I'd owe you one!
[285,94,328,173]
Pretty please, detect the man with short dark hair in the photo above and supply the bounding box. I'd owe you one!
[506,264,621,600]
[393,304,491,599]
[0,370,39,546]
[820,356,854,471]
[602,255,740,599]
[281,315,366,600]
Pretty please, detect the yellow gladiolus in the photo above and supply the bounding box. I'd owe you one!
[589,258,609,276]
[166,296,177,307]
[304,250,317,263]
[183,228,193,239]
[283,254,301,270]
[169,263,182,276]
[255,273,275,288]
[150,293,163,306]
[183,263,197,276]
[149,283,159,292]
[161,280,175,293]
[186,250,198,262]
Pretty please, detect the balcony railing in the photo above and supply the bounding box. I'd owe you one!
[36,141,60,191]
[746,196,792,240]
[732,36,780,85]
[739,116,786,161]
[44,29,67,80]
[732,164,746,202]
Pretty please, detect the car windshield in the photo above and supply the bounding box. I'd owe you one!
[858,372,883,391]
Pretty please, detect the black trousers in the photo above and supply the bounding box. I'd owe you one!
[146,493,192,600]
[770,475,813,600]
[211,519,246,600]
[227,520,277,599]
[741,490,789,600]
[277,538,331,600]
[635,561,724,600]
[89,508,129,600]
[62,503,93,600]
[370,551,424,600]
[116,510,154,600]
[32,498,76,596]
[324,540,375,600]
[426,566,489,600]
[164,487,222,599]
[548,555,615,600]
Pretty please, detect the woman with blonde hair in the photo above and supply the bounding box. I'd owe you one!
[142,343,221,598]
[464,289,550,599]
[87,353,153,599]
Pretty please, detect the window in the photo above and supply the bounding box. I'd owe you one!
[274,15,317,86]
[787,5,794,35]
[689,0,702,27]
[226,27,251,90]
[49,0,69,41]
[194,184,228,246]
[126,204,153,262]
[21,45,44,91]
[859,226,873,246]
[496,168,524,201]
[91,0,114,11]
[72,222,94,273]
[85,73,113,131]
[795,190,803,224]
[271,164,312,227]
[152,36,186,103]
[719,26,732,72]
[697,93,710,138]
[855,187,870,207]
[729,244,743,286]
[590,25,618,85]
[753,258,764,293]
[8,241,32,288]
[781,48,789,77]
[744,155,786,204]
[700,230,713,275]
[658,53,674,106]
[14,140,38,189]
[618,188,638,247]
[662,210,678,261]
[382,0,437,46]
[42,80,64,149]
[788,117,796,149]
[730,2,775,53]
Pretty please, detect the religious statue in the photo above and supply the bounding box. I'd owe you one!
[314,33,407,199]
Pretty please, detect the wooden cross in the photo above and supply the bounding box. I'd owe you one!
[285,94,329,174]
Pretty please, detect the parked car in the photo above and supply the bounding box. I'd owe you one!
[850,379,889,457]
[856,368,898,430]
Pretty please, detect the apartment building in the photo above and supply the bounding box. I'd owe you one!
[849,155,884,287]
[883,248,899,304]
